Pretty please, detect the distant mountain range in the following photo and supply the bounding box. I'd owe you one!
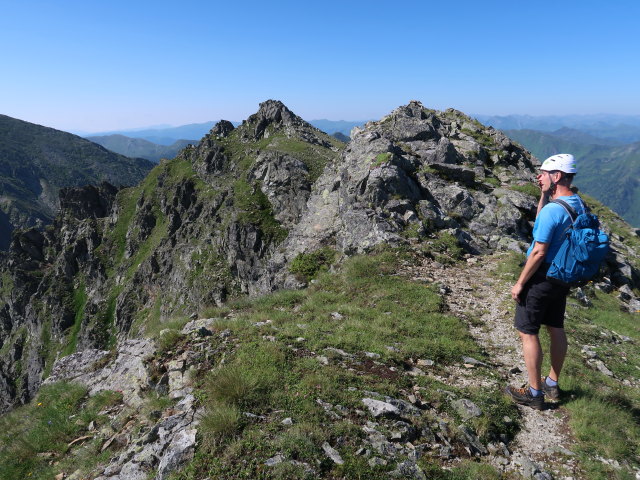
[87,122,220,145]
[475,114,640,144]
[505,128,640,227]
[84,120,368,145]
[0,114,154,249]
[86,135,194,163]
[83,114,640,146]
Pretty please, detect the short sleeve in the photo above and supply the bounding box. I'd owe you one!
[532,204,563,243]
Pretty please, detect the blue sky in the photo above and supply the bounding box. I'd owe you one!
[1,0,639,132]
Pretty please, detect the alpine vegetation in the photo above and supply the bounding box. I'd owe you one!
[0,100,638,479]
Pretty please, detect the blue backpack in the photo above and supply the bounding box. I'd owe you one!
[546,198,610,287]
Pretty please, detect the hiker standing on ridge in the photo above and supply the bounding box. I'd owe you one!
[506,153,585,410]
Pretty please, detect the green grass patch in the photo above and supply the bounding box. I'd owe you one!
[371,152,392,168]
[0,270,13,300]
[423,231,465,264]
[108,186,139,265]
[61,278,87,357]
[460,128,495,149]
[419,459,503,479]
[0,383,121,480]
[509,182,540,198]
[483,176,501,187]
[233,178,288,243]
[157,329,186,354]
[289,247,337,281]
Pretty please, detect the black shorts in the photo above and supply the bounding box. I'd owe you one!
[514,266,570,335]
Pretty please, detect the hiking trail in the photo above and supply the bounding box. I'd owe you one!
[401,252,579,478]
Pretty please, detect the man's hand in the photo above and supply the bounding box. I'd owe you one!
[511,283,524,303]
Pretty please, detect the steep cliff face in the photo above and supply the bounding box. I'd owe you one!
[0,100,638,414]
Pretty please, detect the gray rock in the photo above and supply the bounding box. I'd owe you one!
[211,120,235,138]
[389,420,418,442]
[534,473,553,480]
[416,359,434,367]
[362,398,400,417]
[324,347,352,357]
[385,397,422,417]
[181,318,217,335]
[316,355,329,365]
[44,340,154,407]
[368,432,399,457]
[461,356,489,367]
[265,454,285,466]
[592,359,614,377]
[390,460,427,480]
[452,398,483,419]
[513,453,541,477]
[322,442,344,465]
[457,425,488,455]
[368,457,388,467]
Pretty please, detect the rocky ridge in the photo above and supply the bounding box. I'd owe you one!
[1,100,639,478]
[2,99,638,412]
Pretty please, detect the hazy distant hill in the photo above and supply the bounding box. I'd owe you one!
[505,128,640,227]
[88,122,220,145]
[309,119,367,136]
[86,134,194,162]
[477,114,640,144]
[0,114,154,249]
[87,120,366,145]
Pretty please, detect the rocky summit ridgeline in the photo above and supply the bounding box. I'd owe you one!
[0,100,639,479]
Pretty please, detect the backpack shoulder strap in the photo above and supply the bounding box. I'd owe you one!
[575,195,590,215]
[550,199,578,222]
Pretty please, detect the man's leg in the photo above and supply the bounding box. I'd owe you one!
[546,326,567,381]
[520,331,543,390]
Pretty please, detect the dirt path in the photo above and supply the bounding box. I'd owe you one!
[402,253,579,479]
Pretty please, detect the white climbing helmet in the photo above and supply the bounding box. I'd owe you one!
[540,153,577,174]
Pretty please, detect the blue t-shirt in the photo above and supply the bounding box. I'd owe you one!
[526,195,586,263]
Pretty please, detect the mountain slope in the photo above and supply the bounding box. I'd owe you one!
[505,128,640,226]
[0,114,154,249]
[0,101,639,479]
[86,134,195,162]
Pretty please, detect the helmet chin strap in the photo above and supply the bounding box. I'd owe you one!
[548,171,562,194]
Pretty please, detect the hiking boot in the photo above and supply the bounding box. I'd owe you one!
[504,385,545,410]
[541,377,560,401]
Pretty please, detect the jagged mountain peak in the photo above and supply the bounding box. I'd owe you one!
[251,99,298,125]
[209,119,235,138]
[234,100,334,149]
[239,99,304,139]
[347,101,536,187]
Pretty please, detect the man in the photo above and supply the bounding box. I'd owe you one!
[505,153,585,410]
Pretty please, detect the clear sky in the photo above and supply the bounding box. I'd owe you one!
[1,0,639,132]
